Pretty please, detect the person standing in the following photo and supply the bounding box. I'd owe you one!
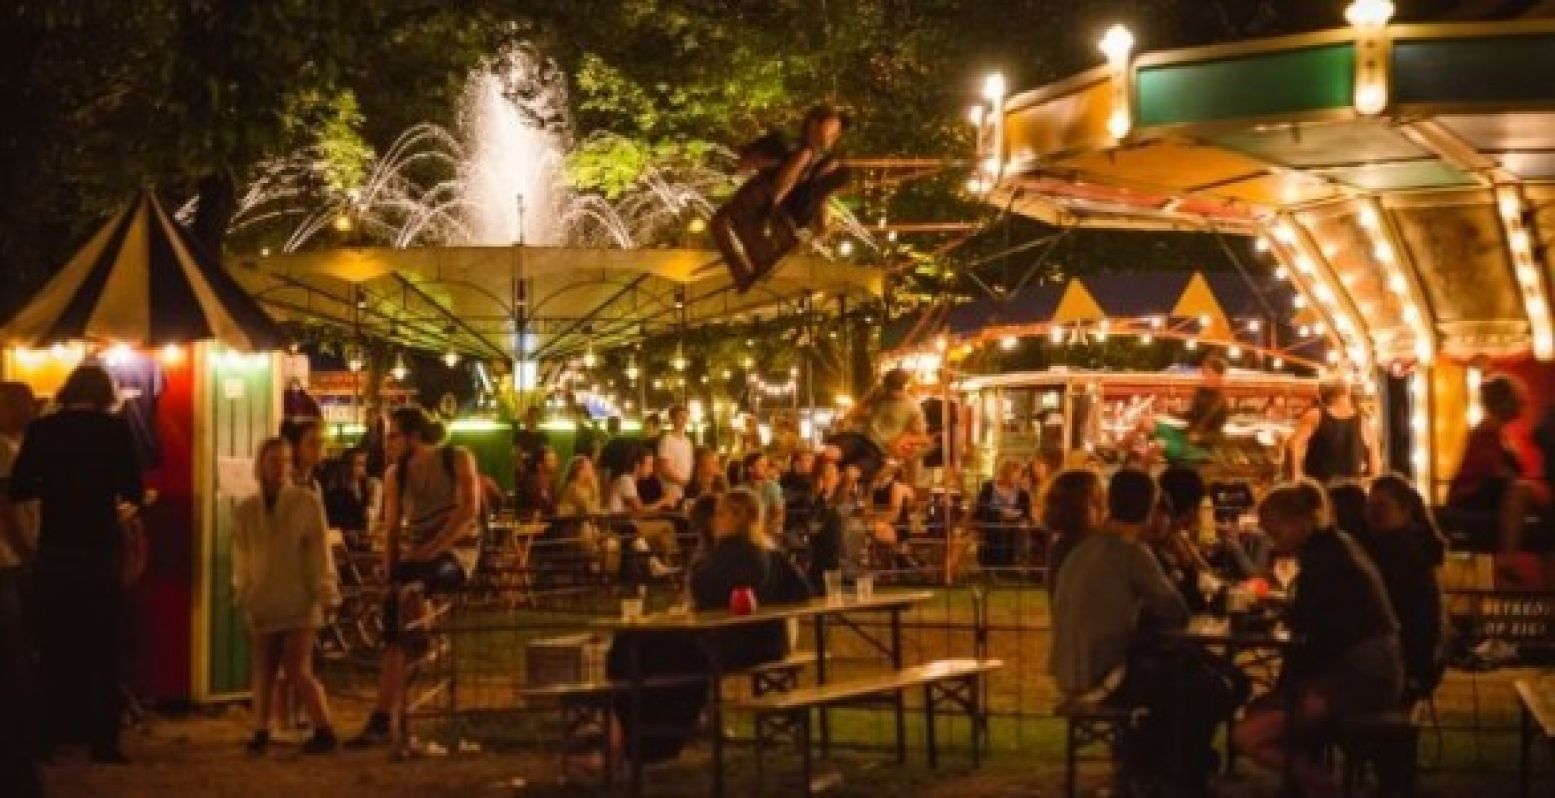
[656,405,695,504]
[598,416,635,484]
[7,364,144,763]
[323,447,381,549]
[348,407,481,748]
[1363,475,1448,706]
[1290,379,1381,484]
[0,382,40,794]
[233,438,341,755]
[280,417,326,494]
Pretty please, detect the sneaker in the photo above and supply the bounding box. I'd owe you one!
[244,730,270,757]
[302,727,338,755]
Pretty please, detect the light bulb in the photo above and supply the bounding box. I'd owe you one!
[443,350,460,368]
[981,72,1006,102]
[1098,24,1136,64]
[967,105,986,128]
[582,349,597,369]
[332,213,353,233]
[1345,1,1396,29]
[1000,335,1019,351]
[390,352,408,381]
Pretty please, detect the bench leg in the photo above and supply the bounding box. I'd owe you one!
[753,714,766,795]
[801,709,814,798]
[895,689,907,764]
[924,683,938,770]
[1065,719,1077,798]
[970,675,984,768]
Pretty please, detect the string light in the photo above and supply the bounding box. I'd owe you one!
[390,352,408,382]
[1000,335,1019,351]
[443,350,460,368]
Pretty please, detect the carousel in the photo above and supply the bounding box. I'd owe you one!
[885,271,1325,486]
[966,4,1555,501]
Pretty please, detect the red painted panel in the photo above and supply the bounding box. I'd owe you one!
[128,353,195,701]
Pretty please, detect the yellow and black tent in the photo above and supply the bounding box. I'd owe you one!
[2,190,282,351]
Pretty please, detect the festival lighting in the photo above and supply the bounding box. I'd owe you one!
[443,350,460,368]
[390,352,409,382]
[981,72,1007,103]
[1496,185,1553,359]
[1097,25,1136,140]
[1000,335,1019,351]
[1346,0,1395,28]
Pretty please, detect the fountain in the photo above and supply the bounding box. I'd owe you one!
[216,43,877,256]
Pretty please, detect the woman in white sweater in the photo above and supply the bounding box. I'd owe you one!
[232,437,341,755]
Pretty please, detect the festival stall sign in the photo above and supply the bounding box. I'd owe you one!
[966,6,1555,497]
[0,189,287,702]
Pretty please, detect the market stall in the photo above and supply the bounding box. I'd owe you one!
[1,190,285,702]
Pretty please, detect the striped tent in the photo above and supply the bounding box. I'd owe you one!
[2,190,283,351]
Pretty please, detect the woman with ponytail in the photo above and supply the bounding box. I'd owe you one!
[1233,479,1402,796]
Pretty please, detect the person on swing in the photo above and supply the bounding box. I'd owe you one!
[714,104,851,291]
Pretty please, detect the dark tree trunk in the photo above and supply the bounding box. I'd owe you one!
[190,171,236,258]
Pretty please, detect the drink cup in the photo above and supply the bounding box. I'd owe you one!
[621,597,644,621]
[854,574,875,601]
[823,570,844,602]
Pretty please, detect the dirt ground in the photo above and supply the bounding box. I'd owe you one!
[38,698,1541,798]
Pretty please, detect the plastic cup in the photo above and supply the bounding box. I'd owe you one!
[854,574,875,601]
[621,597,644,621]
[823,570,844,602]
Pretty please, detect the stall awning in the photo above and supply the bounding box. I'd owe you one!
[2,191,284,351]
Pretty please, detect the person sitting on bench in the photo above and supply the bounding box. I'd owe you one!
[1445,374,1549,578]
[1234,480,1403,797]
[603,488,811,766]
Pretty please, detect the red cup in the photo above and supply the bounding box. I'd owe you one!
[730,586,758,616]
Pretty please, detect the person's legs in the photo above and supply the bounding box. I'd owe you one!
[282,628,337,752]
[1501,480,1533,554]
[247,633,283,752]
[0,567,41,796]
[85,578,125,761]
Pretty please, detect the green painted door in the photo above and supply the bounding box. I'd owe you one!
[205,357,276,697]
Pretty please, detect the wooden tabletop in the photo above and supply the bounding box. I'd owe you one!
[590,591,935,632]
[1514,676,1555,739]
[1166,615,1295,648]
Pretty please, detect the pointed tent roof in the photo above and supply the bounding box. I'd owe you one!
[2,191,283,352]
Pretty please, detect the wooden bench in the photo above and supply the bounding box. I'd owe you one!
[1053,696,1148,798]
[517,651,824,784]
[730,658,1003,796]
[1515,678,1555,798]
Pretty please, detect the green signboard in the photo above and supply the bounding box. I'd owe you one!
[1137,44,1355,128]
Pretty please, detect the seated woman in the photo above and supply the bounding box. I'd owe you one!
[799,457,857,588]
[323,447,381,550]
[605,489,811,765]
[1040,469,1106,594]
[683,447,728,505]
[1364,475,1448,706]
[514,446,559,520]
[974,458,1033,569]
[1446,374,1547,577]
[1234,480,1403,798]
[555,455,606,571]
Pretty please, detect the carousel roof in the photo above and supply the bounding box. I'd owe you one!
[978,15,1555,365]
[2,190,284,351]
[236,245,882,361]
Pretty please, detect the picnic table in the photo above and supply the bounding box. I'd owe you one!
[590,590,934,797]
[1515,674,1555,797]
[1165,614,1296,775]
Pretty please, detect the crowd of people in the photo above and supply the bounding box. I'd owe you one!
[0,356,1550,794]
[1044,461,1447,797]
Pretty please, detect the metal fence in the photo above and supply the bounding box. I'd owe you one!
[316,530,1548,775]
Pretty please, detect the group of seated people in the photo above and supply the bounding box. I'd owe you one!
[1046,463,1446,797]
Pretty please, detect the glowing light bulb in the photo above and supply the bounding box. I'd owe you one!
[1098,24,1136,65]
[1000,335,1019,351]
[968,105,986,128]
[390,352,408,382]
[686,217,708,234]
[1049,325,1065,344]
[332,213,354,233]
[1346,0,1396,29]
[981,72,1007,102]
[582,349,597,369]
[443,350,460,368]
